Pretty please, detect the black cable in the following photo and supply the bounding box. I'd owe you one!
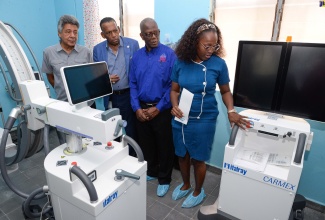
[23,187,52,218]
[42,124,50,156]
[0,116,45,199]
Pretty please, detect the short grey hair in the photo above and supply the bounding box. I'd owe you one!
[140,17,157,33]
[57,15,79,33]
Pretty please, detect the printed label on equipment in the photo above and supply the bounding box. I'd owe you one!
[56,160,68,166]
[267,153,291,166]
[88,170,97,182]
[93,141,102,146]
[103,191,118,208]
[263,176,296,191]
[94,113,102,119]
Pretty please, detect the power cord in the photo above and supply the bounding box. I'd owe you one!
[40,193,53,220]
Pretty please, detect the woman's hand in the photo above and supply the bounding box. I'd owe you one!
[170,82,182,119]
[228,112,249,130]
[171,105,184,119]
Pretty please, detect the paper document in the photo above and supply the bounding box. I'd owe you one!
[175,88,193,125]
[234,148,270,172]
[267,153,291,167]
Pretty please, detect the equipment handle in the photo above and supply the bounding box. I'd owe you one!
[115,169,140,180]
[294,133,307,164]
[122,135,144,162]
[114,119,127,136]
[69,165,98,203]
[229,125,239,146]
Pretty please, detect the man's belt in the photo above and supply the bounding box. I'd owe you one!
[140,101,158,108]
[112,88,130,95]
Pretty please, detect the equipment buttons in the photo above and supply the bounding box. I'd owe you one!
[105,142,114,150]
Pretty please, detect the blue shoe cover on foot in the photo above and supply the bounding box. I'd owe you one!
[172,183,191,200]
[157,184,170,197]
[181,189,206,208]
[147,175,157,181]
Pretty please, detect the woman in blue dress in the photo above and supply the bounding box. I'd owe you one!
[170,18,247,208]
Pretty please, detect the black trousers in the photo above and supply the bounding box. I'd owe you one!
[136,108,174,185]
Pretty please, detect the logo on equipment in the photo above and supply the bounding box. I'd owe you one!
[263,176,296,191]
[320,1,325,7]
[103,191,118,208]
[223,163,247,175]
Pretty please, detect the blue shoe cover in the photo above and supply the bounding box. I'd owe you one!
[157,184,170,197]
[181,189,206,208]
[172,183,191,200]
[147,175,157,181]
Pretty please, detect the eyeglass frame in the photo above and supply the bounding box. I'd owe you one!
[199,42,220,51]
[142,29,160,39]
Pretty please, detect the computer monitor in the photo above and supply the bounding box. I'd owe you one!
[233,41,325,122]
[233,41,287,112]
[60,61,112,107]
[277,43,325,122]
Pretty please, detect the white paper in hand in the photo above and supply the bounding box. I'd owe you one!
[175,88,193,125]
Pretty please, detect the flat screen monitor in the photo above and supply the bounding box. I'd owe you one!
[277,43,325,122]
[233,41,287,112]
[60,61,112,106]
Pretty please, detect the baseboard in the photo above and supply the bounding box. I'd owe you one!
[206,164,222,175]
[306,200,325,213]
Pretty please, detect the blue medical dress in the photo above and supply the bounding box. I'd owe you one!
[171,55,230,161]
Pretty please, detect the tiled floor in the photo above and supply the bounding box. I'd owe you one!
[0,129,325,220]
[146,167,221,220]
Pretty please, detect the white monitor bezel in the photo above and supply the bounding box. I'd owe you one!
[60,61,112,107]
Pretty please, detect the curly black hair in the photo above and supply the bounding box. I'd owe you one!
[175,18,225,62]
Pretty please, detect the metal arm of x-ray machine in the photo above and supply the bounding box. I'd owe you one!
[0,20,44,166]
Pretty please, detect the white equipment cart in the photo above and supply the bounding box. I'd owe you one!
[199,109,313,220]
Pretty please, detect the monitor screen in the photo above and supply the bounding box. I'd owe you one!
[233,41,287,112]
[233,41,325,122]
[278,43,325,122]
[60,61,112,105]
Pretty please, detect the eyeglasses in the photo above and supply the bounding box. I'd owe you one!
[200,42,220,51]
[142,30,160,39]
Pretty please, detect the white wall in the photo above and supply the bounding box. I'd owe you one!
[280,0,325,42]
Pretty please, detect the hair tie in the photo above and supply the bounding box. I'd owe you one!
[196,23,216,35]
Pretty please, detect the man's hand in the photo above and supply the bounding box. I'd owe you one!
[46,73,55,87]
[136,109,148,122]
[143,107,160,121]
[110,74,120,84]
